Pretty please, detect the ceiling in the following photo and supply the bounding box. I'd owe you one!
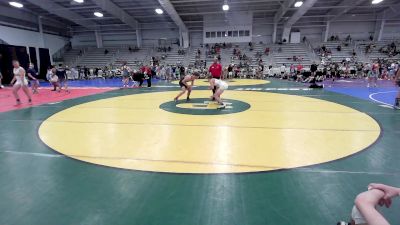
[0,0,399,36]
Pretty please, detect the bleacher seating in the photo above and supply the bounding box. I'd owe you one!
[60,40,399,71]
[63,48,83,67]
[272,43,313,67]
[76,48,117,68]
[316,41,355,63]
[114,48,150,68]
[357,41,400,62]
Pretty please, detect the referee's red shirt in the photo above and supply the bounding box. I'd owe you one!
[209,63,222,78]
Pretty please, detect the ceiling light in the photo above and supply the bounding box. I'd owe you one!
[372,0,383,4]
[294,1,303,7]
[73,0,84,3]
[155,8,163,14]
[222,4,229,11]
[94,12,103,17]
[9,1,23,8]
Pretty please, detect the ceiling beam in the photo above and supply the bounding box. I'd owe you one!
[327,0,366,21]
[25,0,98,29]
[383,2,400,20]
[281,0,318,40]
[158,0,188,31]
[274,0,296,23]
[0,5,67,31]
[283,0,318,27]
[91,0,140,29]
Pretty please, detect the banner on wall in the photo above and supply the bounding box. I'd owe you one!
[290,32,301,44]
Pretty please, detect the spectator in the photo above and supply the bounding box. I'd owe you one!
[0,70,3,89]
[27,63,39,94]
[56,64,69,92]
[264,47,270,55]
[141,65,153,87]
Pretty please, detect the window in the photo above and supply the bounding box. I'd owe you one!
[245,30,250,36]
[210,32,216,38]
[217,31,222,37]
[233,31,238,37]
[239,30,245,37]
[228,31,232,37]
[206,32,210,38]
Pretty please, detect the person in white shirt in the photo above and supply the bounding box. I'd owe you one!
[10,60,32,105]
[208,76,229,108]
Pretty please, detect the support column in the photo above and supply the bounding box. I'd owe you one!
[282,26,291,43]
[38,16,45,48]
[272,22,277,44]
[181,30,189,48]
[95,30,103,48]
[323,21,330,42]
[136,26,142,48]
[373,19,385,42]
[37,16,44,67]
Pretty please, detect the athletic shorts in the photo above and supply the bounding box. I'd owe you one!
[15,78,28,86]
[179,79,188,89]
[58,76,66,82]
[218,83,228,91]
[369,71,378,78]
[351,206,366,225]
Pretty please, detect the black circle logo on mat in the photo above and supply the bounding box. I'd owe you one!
[160,98,251,115]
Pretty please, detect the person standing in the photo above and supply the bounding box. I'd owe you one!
[27,63,39,94]
[208,58,223,99]
[56,64,69,92]
[121,63,131,88]
[10,60,32,105]
[368,62,379,88]
[0,70,4,89]
[394,67,400,109]
[141,65,152,87]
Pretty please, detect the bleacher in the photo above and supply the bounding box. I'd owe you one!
[357,41,400,62]
[60,41,400,70]
[114,48,150,68]
[163,49,186,65]
[188,47,206,67]
[316,41,355,63]
[62,48,83,67]
[76,48,118,68]
[272,43,313,67]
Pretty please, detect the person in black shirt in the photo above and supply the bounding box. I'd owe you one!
[310,63,318,76]
[27,63,39,94]
[56,64,69,92]
[227,64,233,79]
[179,66,185,77]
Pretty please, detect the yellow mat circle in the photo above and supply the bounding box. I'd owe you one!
[172,79,269,86]
[39,91,380,174]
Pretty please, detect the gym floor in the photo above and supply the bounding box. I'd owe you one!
[0,78,399,225]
